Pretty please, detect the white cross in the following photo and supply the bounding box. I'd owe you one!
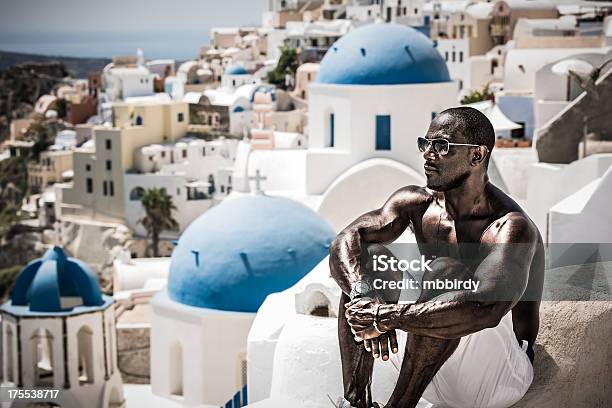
[249,169,267,195]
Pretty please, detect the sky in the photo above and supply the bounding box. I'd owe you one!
[0,0,267,59]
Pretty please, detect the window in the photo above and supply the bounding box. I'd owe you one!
[177,187,180,196]
[169,341,183,396]
[161,151,166,158]
[452,51,456,62]
[86,164,91,171]
[109,181,114,197]
[178,112,184,122]
[86,178,93,193]
[375,115,391,150]
[182,149,187,158]
[130,187,145,201]
[459,52,463,63]
[136,115,143,126]
[106,160,112,171]
[202,147,206,156]
[445,51,448,61]
[327,112,335,147]
[103,181,108,196]
[105,139,112,150]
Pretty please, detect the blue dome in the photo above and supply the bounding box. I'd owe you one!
[317,23,450,85]
[8,246,105,313]
[168,195,335,313]
[225,64,248,75]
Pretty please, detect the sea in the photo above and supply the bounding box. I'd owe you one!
[0,31,209,60]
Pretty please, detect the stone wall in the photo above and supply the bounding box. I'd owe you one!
[513,301,612,407]
[116,326,151,384]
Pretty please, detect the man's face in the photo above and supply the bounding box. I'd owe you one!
[421,114,473,191]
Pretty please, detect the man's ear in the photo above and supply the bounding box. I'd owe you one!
[471,146,489,166]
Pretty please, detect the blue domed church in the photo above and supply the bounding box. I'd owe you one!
[0,246,124,408]
[302,23,457,194]
[150,195,334,407]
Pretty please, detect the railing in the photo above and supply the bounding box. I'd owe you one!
[220,385,248,408]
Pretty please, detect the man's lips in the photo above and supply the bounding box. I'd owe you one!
[424,163,439,173]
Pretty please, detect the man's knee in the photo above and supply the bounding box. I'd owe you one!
[419,257,473,302]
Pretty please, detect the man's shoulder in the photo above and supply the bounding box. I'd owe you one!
[483,211,539,245]
[388,185,434,208]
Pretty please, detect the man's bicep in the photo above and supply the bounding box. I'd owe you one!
[475,217,538,304]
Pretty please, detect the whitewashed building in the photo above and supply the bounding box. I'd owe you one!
[238,23,456,206]
[150,195,334,407]
[0,247,124,408]
[125,137,238,237]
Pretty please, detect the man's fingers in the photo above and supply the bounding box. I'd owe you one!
[379,335,389,361]
[363,339,372,352]
[370,337,380,358]
[389,330,399,354]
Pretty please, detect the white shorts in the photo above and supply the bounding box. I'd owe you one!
[392,312,534,408]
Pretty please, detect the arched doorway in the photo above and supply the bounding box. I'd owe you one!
[77,325,95,385]
[31,328,54,387]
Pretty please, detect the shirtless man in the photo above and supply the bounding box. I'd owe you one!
[329,107,545,408]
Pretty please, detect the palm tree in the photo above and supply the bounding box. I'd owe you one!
[138,187,179,257]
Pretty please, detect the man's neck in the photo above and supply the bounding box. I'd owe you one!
[443,175,490,220]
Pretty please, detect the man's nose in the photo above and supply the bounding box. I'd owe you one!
[422,145,437,160]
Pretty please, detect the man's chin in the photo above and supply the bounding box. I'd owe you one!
[426,176,444,191]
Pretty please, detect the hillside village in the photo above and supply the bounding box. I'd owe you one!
[0,0,611,407]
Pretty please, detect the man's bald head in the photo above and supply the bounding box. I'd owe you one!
[435,107,496,155]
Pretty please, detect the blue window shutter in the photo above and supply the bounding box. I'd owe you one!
[242,384,248,405]
[330,113,335,147]
[375,115,391,150]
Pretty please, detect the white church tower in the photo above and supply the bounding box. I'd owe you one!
[0,246,124,408]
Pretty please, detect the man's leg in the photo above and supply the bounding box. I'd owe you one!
[385,258,473,408]
[339,291,375,408]
[337,244,404,407]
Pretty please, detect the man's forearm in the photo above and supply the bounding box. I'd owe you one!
[377,298,507,339]
[329,232,363,295]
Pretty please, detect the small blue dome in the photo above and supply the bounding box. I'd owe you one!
[168,195,335,313]
[317,23,450,85]
[8,246,104,313]
[225,64,248,75]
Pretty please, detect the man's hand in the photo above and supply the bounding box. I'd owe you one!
[345,298,398,360]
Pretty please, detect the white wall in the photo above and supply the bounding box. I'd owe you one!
[437,39,470,90]
[306,81,457,194]
[490,147,539,202]
[317,158,425,232]
[549,165,612,243]
[151,292,255,406]
[123,173,214,237]
[525,154,612,239]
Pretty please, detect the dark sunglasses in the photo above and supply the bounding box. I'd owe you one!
[417,137,481,156]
